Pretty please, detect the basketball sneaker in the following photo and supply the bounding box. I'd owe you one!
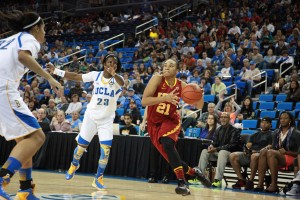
[286,183,300,196]
[92,175,106,190]
[175,180,190,196]
[212,179,222,188]
[16,188,39,200]
[193,167,212,187]
[0,175,11,200]
[293,171,300,182]
[65,163,80,180]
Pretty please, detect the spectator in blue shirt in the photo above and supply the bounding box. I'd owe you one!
[123,87,142,111]
[69,111,82,132]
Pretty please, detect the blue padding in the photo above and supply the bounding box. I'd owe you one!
[100,140,112,146]
[13,109,40,129]
[77,135,89,145]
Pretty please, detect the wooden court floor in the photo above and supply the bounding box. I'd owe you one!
[3,170,298,200]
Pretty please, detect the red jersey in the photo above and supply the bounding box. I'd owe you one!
[147,77,182,125]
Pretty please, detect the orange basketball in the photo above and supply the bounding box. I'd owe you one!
[181,84,203,104]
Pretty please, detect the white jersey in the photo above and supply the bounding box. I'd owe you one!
[0,32,41,140]
[0,32,40,89]
[82,71,122,120]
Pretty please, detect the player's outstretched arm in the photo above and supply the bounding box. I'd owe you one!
[19,50,63,91]
[142,75,179,106]
[47,63,83,82]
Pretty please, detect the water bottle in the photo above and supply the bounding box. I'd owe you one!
[188,126,193,137]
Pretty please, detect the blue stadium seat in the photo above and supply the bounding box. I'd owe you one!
[277,102,293,111]
[242,120,258,129]
[140,109,145,117]
[259,102,275,110]
[241,129,256,135]
[275,94,287,102]
[252,101,258,110]
[272,120,278,130]
[260,111,277,119]
[204,95,215,103]
[258,94,274,102]
[116,108,124,116]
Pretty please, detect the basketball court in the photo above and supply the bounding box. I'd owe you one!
[3,170,298,199]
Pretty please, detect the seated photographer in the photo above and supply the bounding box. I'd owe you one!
[229,117,273,190]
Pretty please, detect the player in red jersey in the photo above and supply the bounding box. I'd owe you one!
[142,58,211,196]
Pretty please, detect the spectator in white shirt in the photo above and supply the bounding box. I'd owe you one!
[65,94,82,116]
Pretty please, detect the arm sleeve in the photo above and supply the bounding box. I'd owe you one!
[19,36,40,58]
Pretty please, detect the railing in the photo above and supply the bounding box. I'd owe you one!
[57,49,87,69]
[253,71,268,94]
[167,3,189,25]
[135,18,158,37]
[279,57,294,77]
[100,33,125,50]
[180,103,202,122]
[222,84,237,101]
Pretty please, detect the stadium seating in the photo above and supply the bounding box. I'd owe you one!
[242,120,258,129]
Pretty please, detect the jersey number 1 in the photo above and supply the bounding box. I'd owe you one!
[156,103,170,115]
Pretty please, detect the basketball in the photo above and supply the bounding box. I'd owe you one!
[181,84,203,104]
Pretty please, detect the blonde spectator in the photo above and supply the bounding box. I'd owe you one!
[46,99,58,120]
[69,111,82,132]
[50,110,72,132]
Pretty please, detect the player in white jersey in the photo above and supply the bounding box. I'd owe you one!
[0,11,62,200]
[47,53,124,190]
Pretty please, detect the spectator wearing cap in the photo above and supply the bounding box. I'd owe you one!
[241,61,261,97]
[123,87,142,111]
[80,91,88,103]
[121,100,143,126]
[230,117,273,190]
[249,46,263,65]
[275,50,294,76]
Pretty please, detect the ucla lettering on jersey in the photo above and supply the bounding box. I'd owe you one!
[94,87,115,97]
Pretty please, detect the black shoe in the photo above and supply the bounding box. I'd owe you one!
[175,180,191,196]
[245,180,254,190]
[193,167,212,187]
[253,187,264,192]
[148,177,158,183]
[162,176,169,184]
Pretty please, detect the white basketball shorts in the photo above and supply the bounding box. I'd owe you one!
[77,108,114,143]
[0,80,41,141]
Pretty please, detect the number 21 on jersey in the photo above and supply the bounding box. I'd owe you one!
[156,103,170,115]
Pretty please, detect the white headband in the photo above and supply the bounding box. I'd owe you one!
[23,17,41,29]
